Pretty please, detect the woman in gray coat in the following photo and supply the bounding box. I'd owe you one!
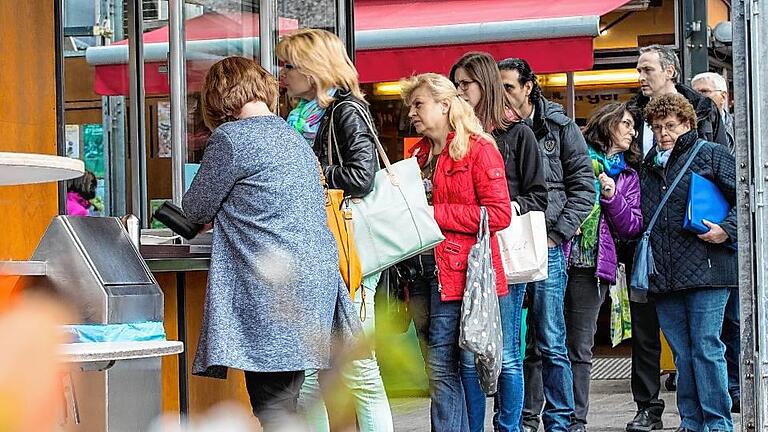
[182,56,357,429]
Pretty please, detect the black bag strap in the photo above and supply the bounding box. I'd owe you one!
[644,139,706,234]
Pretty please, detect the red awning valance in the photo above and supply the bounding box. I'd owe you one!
[88,0,630,95]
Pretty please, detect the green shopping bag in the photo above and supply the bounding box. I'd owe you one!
[610,263,632,347]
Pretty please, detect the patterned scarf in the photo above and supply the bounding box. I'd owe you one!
[579,147,626,251]
[653,148,673,168]
[286,89,337,144]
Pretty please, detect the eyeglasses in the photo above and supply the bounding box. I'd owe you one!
[455,79,477,90]
[696,88,724,96]
[651,121,683,134]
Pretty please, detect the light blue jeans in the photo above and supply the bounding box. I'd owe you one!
[655,288,733,432]
[298,273,394,432]
[460,283,527,432]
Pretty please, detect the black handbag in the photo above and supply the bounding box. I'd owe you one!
[374,265,412,335]
[152,201,203,240]
[630,140,705,298]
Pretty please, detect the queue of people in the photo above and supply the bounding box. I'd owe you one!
[179,27,739,432]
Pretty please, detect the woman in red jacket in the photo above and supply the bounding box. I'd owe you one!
[400,73,512,431]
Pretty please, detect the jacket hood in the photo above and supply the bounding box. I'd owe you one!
[530,97,571,134]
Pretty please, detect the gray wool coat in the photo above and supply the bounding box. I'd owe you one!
[182,115,361,379]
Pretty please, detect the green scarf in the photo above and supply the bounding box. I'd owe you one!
[579,147,626,251]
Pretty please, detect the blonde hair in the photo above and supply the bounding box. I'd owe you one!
[201,56,278,129]
[276,28,365,108]
[400,73,495,161]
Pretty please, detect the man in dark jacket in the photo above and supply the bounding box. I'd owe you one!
[631,45,729,155]
[624,44,731,432]
[499,58,595,432]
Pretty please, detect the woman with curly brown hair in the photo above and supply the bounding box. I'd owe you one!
[638,93,736,432]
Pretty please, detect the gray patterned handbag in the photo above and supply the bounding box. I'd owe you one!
[458,207,503,395]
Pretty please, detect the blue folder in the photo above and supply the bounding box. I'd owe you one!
[683,172,730,234]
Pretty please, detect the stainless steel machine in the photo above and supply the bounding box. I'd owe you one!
[14,215,165,431]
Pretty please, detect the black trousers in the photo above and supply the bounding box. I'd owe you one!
[565,268,609,425]
[629,299,666,417]
[621,242,665,418]
[244,370,305,431]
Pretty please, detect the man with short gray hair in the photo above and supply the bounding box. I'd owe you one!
[632,44,728,154]
[625,44,730,432]
[692,71,735,152]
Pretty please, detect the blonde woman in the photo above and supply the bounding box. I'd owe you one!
[400,73,512,431]
[276,28,393,432]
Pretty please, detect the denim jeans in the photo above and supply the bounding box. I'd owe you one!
[565,267,609,425]
[460,283,526,432]
[428,274,470,432]
[299,273,394,432]
[521,246,575,432]
[406,254,436,368]
[655,288,733,432]
[721,287,741,400]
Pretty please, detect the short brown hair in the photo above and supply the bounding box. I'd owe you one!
[584,102,641,166]
[643,93,697,129]
[201,56,278,129]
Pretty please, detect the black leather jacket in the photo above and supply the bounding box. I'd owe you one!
[313,90,378,197]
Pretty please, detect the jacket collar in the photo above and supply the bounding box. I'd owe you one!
[631,83,710,114]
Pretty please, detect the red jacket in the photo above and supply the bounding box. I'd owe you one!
[428,133,511,301]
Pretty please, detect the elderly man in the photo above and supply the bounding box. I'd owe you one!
[692,72,735,152]
[625,44,731,432]
[692,71,740,413]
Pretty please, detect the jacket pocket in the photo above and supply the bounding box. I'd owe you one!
[440,240,468,271]
[444,163,469,176]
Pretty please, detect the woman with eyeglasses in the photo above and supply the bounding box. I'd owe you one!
[448,51,547,432]
[563,102,643,432]
[401,72,511,432]
[276,28,393,432]
[639,93,736,432]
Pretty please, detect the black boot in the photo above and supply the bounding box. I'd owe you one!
[626,409,663,432]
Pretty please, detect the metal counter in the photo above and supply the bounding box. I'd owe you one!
[11,216,168,431]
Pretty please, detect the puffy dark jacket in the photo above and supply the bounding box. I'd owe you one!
[524,98,595,245]
[639,130,738,295]
[493,121,548,214]
[630,84,729,151]
[313,90,378,196]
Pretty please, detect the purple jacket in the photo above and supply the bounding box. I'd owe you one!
[566,167,643,284]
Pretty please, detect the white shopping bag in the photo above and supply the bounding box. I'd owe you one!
[497,203,548,284]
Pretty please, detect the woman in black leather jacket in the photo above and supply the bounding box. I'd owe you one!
[277,28,393,432]
[278,29,377,197]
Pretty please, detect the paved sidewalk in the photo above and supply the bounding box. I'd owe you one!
[390,378,743,432]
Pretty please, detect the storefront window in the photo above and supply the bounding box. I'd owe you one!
[271,0,337,118]
[68,0,346,224]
